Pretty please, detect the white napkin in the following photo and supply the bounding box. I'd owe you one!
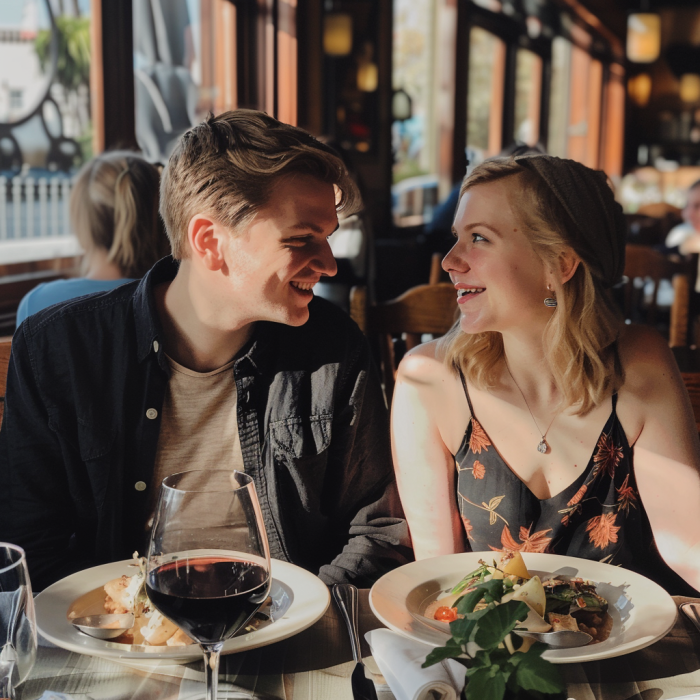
[365,629,465,700]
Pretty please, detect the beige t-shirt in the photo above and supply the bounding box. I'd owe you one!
[146,354,245,524]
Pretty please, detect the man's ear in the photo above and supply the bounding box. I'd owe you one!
[187,214,226,271]
[557,248,580,285]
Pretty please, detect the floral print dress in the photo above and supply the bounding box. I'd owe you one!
[455,372,697,595]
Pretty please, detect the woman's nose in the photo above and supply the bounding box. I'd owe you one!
[442,243,470,275]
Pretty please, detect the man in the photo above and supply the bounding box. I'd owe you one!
[0,110,411,590]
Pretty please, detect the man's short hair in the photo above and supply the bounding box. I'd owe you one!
[160,109,362,259]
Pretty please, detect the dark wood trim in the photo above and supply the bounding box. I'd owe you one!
[99,0,137,150]
[451,0,469,184]
[501,43,517,149]
[539,44,552,148]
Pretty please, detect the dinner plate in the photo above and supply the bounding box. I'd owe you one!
[369,552,677,664]
[35,558,330,663]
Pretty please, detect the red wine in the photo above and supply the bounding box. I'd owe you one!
[146,556,270,644]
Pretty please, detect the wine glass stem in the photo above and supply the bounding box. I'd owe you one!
[202,643,223,700]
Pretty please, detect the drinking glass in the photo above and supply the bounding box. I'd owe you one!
[0,544,37,699]
[146,470,271,700]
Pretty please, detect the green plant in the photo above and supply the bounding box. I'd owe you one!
[422,578,567,700]
[35,15,91,93]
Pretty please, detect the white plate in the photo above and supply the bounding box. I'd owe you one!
[369,552,677,664]
[35,558,330,663]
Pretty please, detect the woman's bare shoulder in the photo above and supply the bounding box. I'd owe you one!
[618,324,679,393]
[396,338,456,387]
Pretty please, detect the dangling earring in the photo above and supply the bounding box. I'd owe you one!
[544,285,557,308]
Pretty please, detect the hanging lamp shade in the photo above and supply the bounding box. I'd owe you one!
[323,14,353,56]
[626,13,661,63]
[357,62,378,92]
[628,73,652,106]
[680,74,700,103]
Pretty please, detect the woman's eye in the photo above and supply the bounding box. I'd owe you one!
[472,232,487,243]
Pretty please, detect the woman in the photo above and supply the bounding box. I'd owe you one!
[16,151,168,326]
[392,154,700,594]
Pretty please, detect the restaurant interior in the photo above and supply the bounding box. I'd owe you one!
[1,0,700,699]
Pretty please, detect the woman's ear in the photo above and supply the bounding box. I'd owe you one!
[557,248,580,285]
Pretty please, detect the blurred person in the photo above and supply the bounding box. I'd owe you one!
[16,151,169,326]
[392,155,700,595]
[1,110,410,590]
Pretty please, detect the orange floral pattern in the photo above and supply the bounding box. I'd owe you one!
[489,524,553,553]
[592,434,623,480]
[469,420,491,454]
[586,513,620,549]
[454,400,660,577]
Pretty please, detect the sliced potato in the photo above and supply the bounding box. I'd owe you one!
[501,575,546,618]
[501,551,531,580]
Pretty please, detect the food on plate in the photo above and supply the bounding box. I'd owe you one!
[423,552,612,646]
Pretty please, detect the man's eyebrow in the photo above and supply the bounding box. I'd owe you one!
[287,222,340,234]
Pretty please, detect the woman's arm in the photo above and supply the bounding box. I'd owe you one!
[621,327,700,591]
[391,344,466,560]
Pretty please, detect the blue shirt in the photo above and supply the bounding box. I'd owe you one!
[16,278,136,327]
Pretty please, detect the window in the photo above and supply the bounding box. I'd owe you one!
[548,36,571,158]
[466,26,505,160]
[514,49,542,146]
[392,0,437,182]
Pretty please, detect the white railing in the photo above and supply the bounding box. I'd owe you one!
[0,174,74,241]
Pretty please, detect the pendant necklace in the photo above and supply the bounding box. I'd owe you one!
[504,359,557,454]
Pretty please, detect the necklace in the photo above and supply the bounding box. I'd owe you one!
[504,359,557,454]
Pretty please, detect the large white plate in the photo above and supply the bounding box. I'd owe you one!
[35,558,330,663]
[369,552,677,664]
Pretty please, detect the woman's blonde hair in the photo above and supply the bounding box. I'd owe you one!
[70,150,169,278]
[440,158,625,416]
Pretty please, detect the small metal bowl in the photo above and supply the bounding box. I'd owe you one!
[71,613,135,640]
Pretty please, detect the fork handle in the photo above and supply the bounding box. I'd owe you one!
[332,584,361,663]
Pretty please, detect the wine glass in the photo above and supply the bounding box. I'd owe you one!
[0,543,37,698]
[146,470,271,700]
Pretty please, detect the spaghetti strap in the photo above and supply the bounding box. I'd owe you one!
[457,368,476,417]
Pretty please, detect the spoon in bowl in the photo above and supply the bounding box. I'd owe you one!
[514,629,593,648]
[71,613,135,640]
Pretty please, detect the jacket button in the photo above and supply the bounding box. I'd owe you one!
[153,340,159,353]
[135,481,147,491]
[146,408,158,420]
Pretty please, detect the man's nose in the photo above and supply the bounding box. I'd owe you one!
[311,241,338,277]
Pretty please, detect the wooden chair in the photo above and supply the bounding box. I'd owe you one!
[350,283,457,403]
[681,372,700,434]
[0,336,11,426]
[622,244,692,347]
[429,252,450,285]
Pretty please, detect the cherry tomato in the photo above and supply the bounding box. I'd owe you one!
[434,606,458,622]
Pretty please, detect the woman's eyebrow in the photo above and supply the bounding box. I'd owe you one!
[455,222,503,237]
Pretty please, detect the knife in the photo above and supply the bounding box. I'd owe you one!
[332,584,379,700]
[680,602,700,633]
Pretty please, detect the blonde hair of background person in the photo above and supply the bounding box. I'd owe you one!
[391,155,700,594]
[16,151,169,326]
[71,150,168,278]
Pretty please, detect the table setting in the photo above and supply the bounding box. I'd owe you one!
[2,470,700,700]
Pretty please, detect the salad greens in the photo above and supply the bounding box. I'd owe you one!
[423,578,567,700]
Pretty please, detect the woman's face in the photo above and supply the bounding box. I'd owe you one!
[442,179,553,336]
[684,186,700,232]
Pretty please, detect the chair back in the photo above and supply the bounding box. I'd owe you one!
[429,252,450,285]
[0,336,11,426]
[623,244,692,346]
[350,283,457,403]
[681,373,700,434]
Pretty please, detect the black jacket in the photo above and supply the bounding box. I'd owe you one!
[0,257,411,590]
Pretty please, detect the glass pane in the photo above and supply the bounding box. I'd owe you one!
[133,0,237,163]
[392,0,436,183]
[548,36,571,158]
[514,49,541,146]
[466,27,505,160]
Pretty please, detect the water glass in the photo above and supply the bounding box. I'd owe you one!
[0,544,37,697]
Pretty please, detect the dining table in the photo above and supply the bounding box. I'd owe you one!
[17,592,700,700]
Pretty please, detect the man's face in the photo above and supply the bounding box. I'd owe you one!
[684,186,700,233]
[220,173,339,326]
